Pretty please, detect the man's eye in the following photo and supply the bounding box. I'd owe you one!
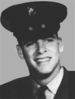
[25,41,34,46]
[46,38,54,42]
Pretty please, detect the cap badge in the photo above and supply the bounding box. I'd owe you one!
[27,7,36,16]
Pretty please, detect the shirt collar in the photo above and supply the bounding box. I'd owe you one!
[47,67,64,94]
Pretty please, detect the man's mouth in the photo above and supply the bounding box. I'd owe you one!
[34,57,52,63]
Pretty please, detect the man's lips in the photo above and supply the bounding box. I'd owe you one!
[34,57,52,62]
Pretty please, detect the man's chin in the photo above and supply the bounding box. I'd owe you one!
[37,64,53,74]
[34,70,52,82]
[38,67,52,74]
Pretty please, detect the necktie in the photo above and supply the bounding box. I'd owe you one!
[34,86,55,99]
[35,86,47,99]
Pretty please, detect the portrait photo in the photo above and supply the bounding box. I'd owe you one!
[0,0,75,99]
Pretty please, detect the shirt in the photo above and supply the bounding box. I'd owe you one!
[33,67,64,99]
[47,67,64,94]
[45,67,64,99]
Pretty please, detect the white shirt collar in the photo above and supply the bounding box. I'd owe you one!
[47,67,64,95]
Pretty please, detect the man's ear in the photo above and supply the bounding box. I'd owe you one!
[16,45,24,59]
[58,37,64,53]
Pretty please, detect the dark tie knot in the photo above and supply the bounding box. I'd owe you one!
[35,86,48,99]
[39,86,48,92]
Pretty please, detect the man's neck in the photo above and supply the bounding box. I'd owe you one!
[39,65,61,85]
[31,64,61,86]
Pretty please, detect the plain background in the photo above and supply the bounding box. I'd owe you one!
[0,0,75,85]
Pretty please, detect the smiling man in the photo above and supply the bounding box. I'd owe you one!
[0,1,75,99]
[22,35,62,85]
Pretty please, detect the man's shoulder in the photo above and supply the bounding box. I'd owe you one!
[59,68,75,92]
[68,71,75,86]
[63,70,75,93]
[64,69,75,83]
[64,67,75,78]
[68,70,75,74]
[68,71,75,80]
[67,71,75,97]
[0,76,33,98]
[0,76,32,87]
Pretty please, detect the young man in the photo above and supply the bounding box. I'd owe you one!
[0,1,75,99]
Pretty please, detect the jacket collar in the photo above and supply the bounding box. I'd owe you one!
[54,67,69,99]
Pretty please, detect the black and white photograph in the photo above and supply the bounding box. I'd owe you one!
[0,0,75,99]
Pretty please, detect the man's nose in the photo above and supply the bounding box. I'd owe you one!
[37,39,46,54]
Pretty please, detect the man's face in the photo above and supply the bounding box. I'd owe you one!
[19,36,63,75]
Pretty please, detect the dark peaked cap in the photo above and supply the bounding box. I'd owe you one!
[1,1,67,43]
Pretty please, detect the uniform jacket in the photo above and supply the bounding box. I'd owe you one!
[0,68,75,99]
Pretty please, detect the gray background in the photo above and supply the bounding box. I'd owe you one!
[0,0,75,85]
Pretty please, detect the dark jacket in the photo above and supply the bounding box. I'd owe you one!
[0,68,75,99]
